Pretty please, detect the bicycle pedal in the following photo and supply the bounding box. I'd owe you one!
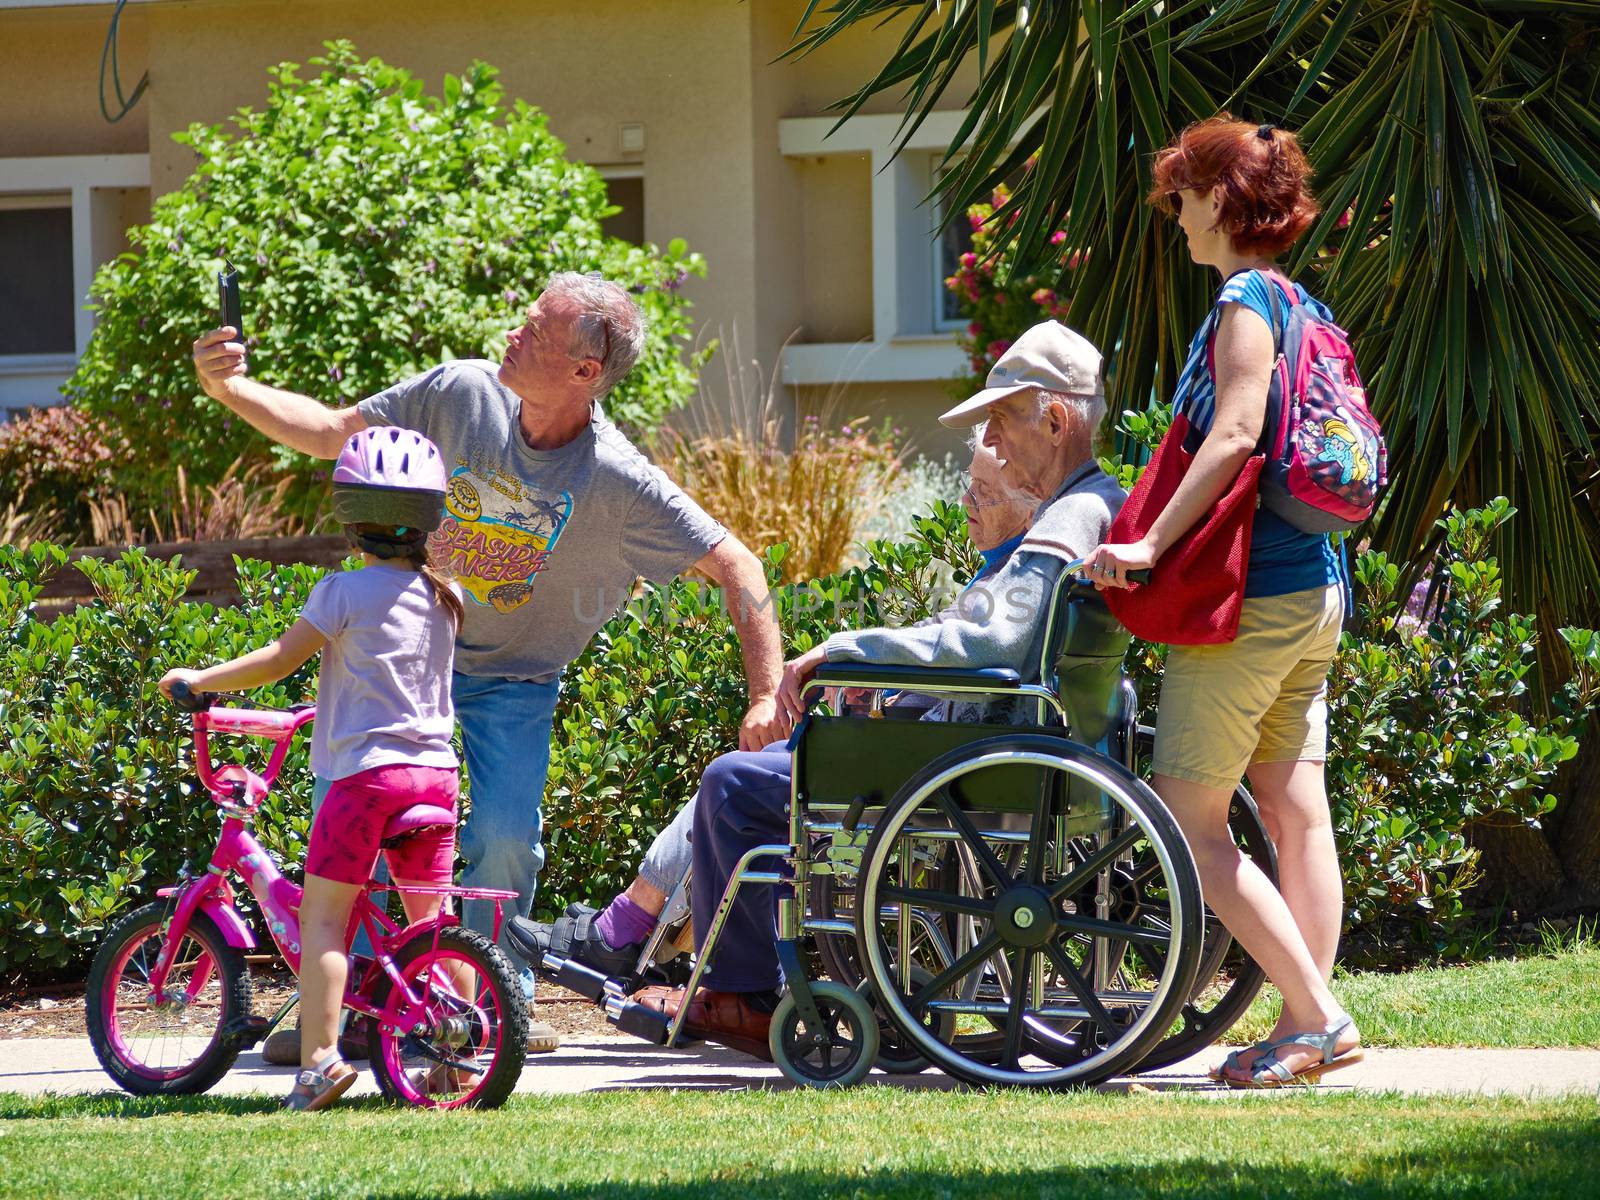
[225,1014,271,1048]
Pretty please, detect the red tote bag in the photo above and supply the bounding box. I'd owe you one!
[1102,410,1263,645]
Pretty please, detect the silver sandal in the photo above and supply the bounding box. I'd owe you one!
[1224,1012,1365,1089]
[283,1051,357,1111]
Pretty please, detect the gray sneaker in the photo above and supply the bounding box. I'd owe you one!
[259,1020,368,1064]
[261,1026,300,1066]
[527,1016,560,1054]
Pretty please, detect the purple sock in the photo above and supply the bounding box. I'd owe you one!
[595,894,656,949]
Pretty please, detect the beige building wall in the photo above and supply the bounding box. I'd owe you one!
[0,5,149,159]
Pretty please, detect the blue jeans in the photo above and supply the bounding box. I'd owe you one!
[452,671,561,996]
[311,671,560,996]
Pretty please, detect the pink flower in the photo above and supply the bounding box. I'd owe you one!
[1064,250,1084,270]
[960,252,977,269]
[1050,231,1067,245]
[967,321,983,337]
[969,212,985,231]
[1031,287,1056,306]
[986,339,1012,358]
[1336,207,1353,230]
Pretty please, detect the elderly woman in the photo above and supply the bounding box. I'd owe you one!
[508,432,1037,977]
[1085,116,1361,1086]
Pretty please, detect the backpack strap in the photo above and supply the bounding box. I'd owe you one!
[1256,268,1299,347]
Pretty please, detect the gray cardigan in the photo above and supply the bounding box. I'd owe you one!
[823,462,1127,680]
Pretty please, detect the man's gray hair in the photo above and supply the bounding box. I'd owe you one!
[542,272,648,397]
[1035,387,1106,437]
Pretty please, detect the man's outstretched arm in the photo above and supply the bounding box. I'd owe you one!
[695,535,789,751]
[192,326,366,460]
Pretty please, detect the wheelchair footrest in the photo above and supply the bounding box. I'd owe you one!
[605,994,673,1045]
[540,953,614,1004]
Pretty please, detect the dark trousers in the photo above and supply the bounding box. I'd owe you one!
[690,746,793,992]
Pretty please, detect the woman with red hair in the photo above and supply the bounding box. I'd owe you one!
[1084,116,1362,1087]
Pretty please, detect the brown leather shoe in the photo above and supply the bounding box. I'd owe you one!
[634,986,773,1061]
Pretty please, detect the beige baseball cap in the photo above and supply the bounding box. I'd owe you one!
[938,320,1103,427]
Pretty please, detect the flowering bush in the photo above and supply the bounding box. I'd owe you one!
[943,182,1081,395]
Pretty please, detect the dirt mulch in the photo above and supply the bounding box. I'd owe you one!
[0,964,618,1041]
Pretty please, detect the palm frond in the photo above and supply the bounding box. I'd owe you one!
[788,0,1600,632]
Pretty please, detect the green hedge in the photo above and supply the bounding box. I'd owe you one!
[2,501,1593,977]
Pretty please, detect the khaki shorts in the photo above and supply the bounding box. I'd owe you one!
[1151,585,1342,790]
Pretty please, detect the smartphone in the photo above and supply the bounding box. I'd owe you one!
[218,264,243,338]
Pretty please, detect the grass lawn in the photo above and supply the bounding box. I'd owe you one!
[1,1089,1597,1199]
[1229,939,1600,1049]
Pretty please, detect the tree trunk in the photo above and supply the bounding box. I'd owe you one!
[1467,821,1569,916]
[1551,718,1600,907]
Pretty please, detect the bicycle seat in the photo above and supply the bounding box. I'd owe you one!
[379,804,458,846]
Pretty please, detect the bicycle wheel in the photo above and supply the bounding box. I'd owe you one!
[86,901,252,1096]
[366,924,528,1109]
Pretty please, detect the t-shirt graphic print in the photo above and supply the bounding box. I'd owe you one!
[436,453,574,614]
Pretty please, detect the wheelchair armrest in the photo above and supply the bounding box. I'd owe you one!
[810,663,1022,690]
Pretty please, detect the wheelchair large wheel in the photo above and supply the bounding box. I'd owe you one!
[1123,726,1276,1071]
[855,734,1203,1088]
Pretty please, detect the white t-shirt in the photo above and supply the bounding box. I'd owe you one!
[299,565,461,783]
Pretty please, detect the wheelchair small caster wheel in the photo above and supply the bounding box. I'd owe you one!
[768,981,880,1089]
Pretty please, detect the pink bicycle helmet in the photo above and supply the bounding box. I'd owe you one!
[331,427,448,558]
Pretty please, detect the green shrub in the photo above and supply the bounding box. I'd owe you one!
[66,41,708,515]
[5,488,1587,978]
[1328,502,1597,942]
[0,546,321,977]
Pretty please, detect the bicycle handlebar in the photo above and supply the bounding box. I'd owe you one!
[167,679,215,713]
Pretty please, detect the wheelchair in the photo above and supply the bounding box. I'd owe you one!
[542,565,1276,1089]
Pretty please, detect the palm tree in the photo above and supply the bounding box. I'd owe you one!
[785,0,1600,911]
[788,1,1600,633]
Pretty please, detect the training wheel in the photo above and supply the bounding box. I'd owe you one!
[768,980,880,1089]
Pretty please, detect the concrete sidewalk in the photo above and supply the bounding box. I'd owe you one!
[3,1037,1597,1099]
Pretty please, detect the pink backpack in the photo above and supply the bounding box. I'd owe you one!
[1252,271,1387,533]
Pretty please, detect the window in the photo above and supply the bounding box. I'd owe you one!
[934,163,1027,332]
[935,186,975,330]
[0,155,150,416]
[598,171,644,246]
[0,199,74,355]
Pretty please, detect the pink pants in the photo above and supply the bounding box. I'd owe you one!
[305,764,459,886]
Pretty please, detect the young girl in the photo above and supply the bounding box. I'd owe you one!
[160,427,463,1111]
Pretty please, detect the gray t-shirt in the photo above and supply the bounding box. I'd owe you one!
[300,566,461,782]
[358,361,727,682]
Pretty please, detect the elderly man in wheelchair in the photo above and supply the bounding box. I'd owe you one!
[525,321,1276,1088]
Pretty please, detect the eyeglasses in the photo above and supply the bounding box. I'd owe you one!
[961,479,1015,510]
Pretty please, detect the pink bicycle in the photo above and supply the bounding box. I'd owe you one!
[84,682,527,1108]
